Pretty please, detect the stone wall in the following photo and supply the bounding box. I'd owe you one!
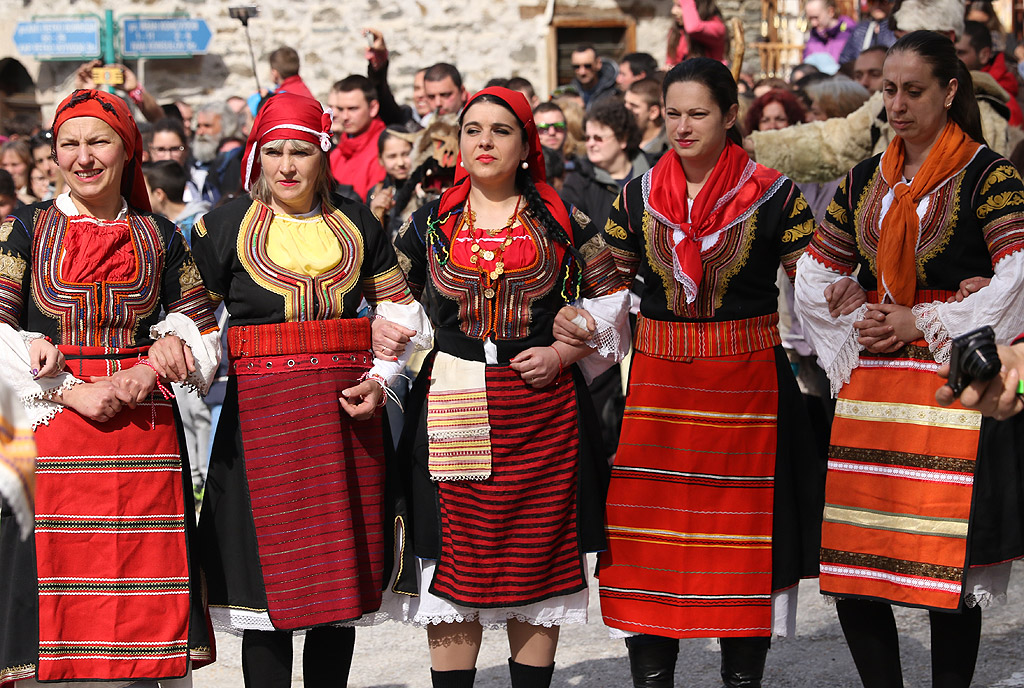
[0,0,774,121]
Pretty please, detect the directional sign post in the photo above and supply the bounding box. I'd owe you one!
[121,17,212,59]
[13,17,101,60]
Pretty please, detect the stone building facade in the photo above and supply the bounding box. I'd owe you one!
[0,0,767,122]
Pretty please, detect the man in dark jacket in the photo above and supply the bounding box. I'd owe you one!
[570,45,619,109]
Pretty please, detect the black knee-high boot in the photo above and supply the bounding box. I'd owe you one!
[302,625,355,687]
[719,637,770,688]
[430,668,477,687]
[242,629,294,688]
[835,598,904,688]
[509,658,555,688]
[625,635,679,688]
[930,605,982,688]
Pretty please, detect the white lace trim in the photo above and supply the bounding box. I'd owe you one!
[826,303,868,397]
[149,313,220,396]
[18,330,44,345]
[209,605,389,636]
[575,290,632,384]
[23,376,82,429]
[411,608,588,630]
[911,301,951,364]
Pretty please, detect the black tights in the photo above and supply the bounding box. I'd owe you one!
[241,626,355,688]
[624,634,771,688]
[835,598,982,688]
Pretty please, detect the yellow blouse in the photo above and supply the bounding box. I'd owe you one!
[265,211,343,278]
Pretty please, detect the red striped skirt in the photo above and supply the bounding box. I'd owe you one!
[33,347,193,683]
[820,342,981,610]
[232,320,387,630]
[429,365,585,608]
[599,341,780,638]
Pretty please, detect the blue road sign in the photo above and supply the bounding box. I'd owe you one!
[13,18,101,60]
[121,17,212,58]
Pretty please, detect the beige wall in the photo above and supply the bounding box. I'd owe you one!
[0,0,769,122]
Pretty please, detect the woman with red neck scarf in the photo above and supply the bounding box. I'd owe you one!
[382,87,630,687]
[556,58,822,687]
[189,91,430,687]
[0,89,220,687]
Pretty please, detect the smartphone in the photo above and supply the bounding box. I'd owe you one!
[91,67,124,87]
[364,30,374,47]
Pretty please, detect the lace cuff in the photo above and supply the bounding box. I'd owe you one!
[372,301,434,386]
[574,290,632,384]
[150,312,221,395]
[0,324,82,428]
[911,301,951,364]
[825,303,868,397]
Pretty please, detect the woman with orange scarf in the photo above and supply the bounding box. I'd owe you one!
[556,58,820,687]
[795,31,1024,688]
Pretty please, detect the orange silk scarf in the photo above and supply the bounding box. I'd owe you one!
[878,120,979,306]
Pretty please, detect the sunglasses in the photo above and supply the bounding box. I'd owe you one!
[152,146,186,154]
[536,122,566,132]
[584,134,608,143]
[572,63,597,71]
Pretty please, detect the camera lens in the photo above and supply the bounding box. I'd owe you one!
[962,339,1001,382]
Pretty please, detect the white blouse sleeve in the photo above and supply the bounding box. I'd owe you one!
[793,252,867,397]
[911,250,1024,361]
[368,300,434,384]
[574,289,633,384]
[150,312,222,396]
[0,324,82,428]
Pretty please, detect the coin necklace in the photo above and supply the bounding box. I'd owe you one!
[468,195,521,300]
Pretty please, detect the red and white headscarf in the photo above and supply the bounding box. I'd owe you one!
[437,86,572,242]
[52,89,151,212]
[242,91,334,192]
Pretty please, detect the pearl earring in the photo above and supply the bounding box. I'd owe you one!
[521,161,529,170]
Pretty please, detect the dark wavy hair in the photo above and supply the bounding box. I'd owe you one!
[744,88,807,132]
[886,30,985,145]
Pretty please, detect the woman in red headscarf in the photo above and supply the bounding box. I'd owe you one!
[555,59,821,687]
[189,91,430,687]
[0,89,219,686]
[381,86,629,688]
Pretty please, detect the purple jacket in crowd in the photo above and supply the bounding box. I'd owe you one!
[803,15,855,62]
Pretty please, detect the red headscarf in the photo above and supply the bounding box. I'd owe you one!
[436,87,572,243]
[242,92,333,192]
[52,89,151,212]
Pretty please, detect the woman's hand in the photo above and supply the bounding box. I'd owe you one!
[855,303,921,353]
[824,277,867,317]
[339,380,384,421]
[147,335,195,382]
[369,186,396,221]
[936,344,1024,419]
[510,347,561,389]
[947,276,990,303]
[93,365,158,409]
[372,318,415,361]
[29,338,65,379]
[60,381,129,422]
[854,306,899,353]
[552,305,595,347]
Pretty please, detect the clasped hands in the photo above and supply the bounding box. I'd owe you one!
[51,335,195,423]
[369,307,597,391]
[825,277,921,353]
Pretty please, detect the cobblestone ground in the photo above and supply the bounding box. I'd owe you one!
[194,561,1024,687]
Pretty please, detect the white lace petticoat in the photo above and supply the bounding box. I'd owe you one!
[401,558,590,629]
